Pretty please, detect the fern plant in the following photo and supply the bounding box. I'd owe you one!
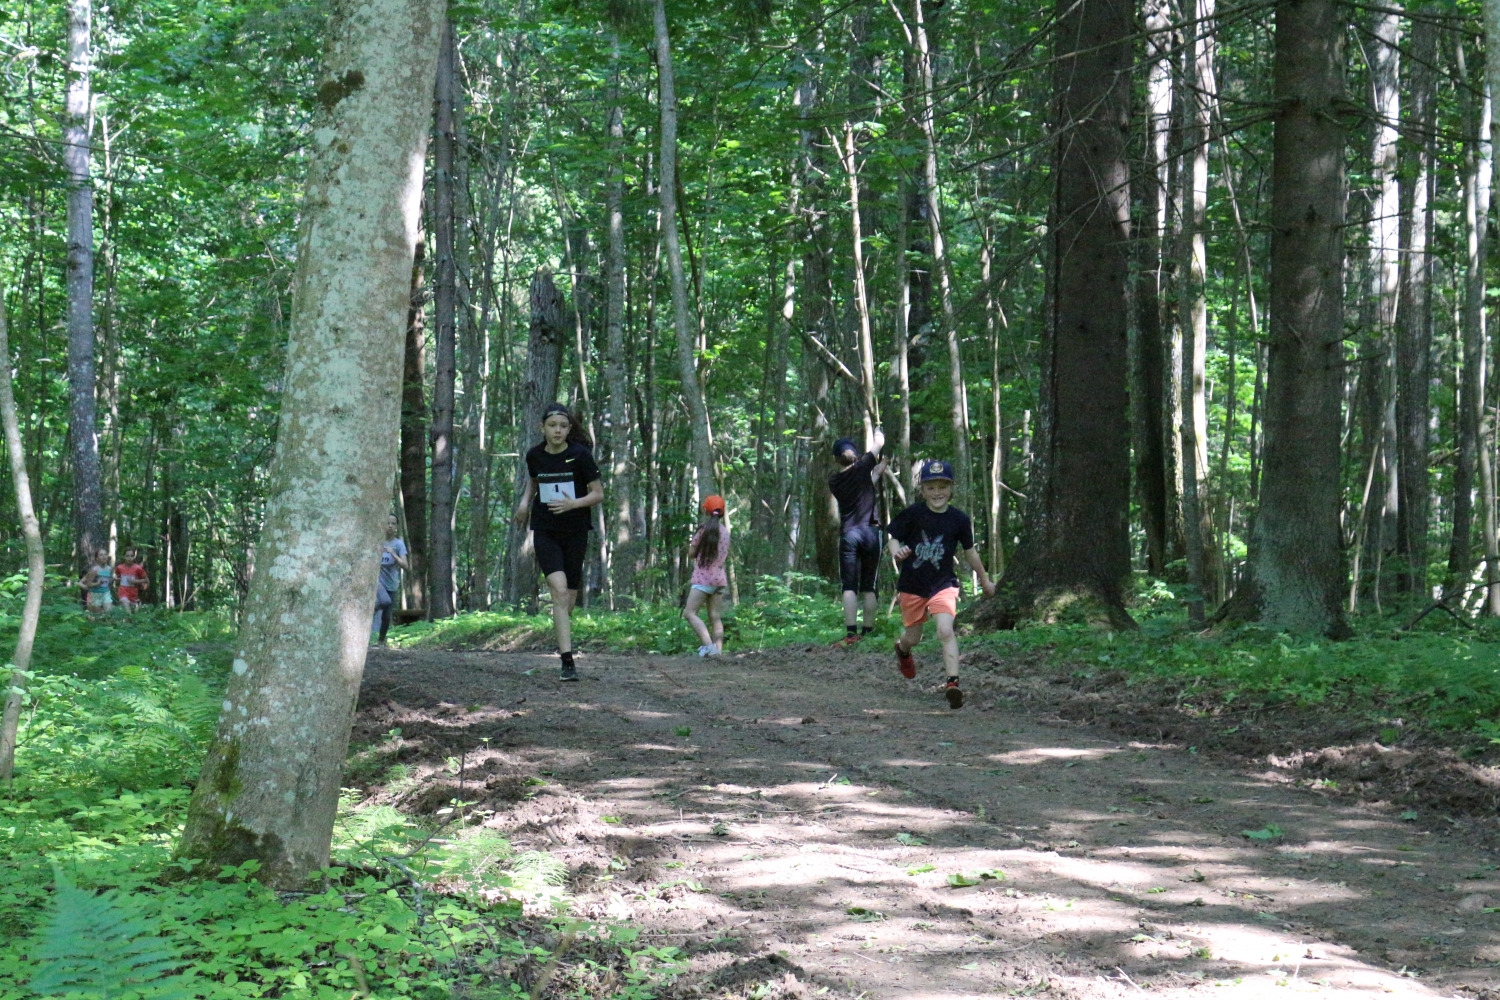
[29,871,197,999]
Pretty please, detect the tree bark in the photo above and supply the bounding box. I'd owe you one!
[969,0,1135,631]
[912,0,970,499]
[1216,0,1349,637]
[501,272,566,610]
[428,21,458,620]
[176,0,443,885]
[1394,18,1434,598]
[400,226,429,613]
[0,292,46,782]
[1179,0,1214,623]
[65,0,103,568]
[653,0,716,500]
[604,41,640,604]
[1133,0,1173,579]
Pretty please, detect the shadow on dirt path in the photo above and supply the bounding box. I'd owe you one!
[357,646,1500,999]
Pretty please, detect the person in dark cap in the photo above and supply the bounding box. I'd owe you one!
[828,428,886,645]
[885,458,995,710]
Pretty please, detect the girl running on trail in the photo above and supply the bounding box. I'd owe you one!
[684,495,729,656]
[511,402,604,681]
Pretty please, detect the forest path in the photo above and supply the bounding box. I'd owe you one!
[358,646,1500,999]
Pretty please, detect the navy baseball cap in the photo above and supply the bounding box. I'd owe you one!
[832,437,859,457]
[918,459,955,483]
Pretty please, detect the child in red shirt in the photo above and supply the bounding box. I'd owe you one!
[115,547,148,612]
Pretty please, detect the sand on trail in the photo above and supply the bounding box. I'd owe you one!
[357,646,1500,999]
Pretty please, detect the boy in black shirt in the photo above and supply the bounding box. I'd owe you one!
[828,428,886,645]
[886,459,995,709]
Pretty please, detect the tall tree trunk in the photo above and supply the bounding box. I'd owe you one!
[451,49,487,612]
[501,272,566,610]
[1454,63,1495,610]
[0,292,46,782]
[428,21,458,619]
[604,44,640,604]
[841,124,879,436]
[1133,0,1173,578]
[400,228,429,613]
[912,0,970,498]
[177,0,443,885]
[971,0,1135,630]
[653,0,715,500]
[64,0,102,567]
[1395,17,1435,598]
[1179,0,1214,623]
[894,172,914,492]
[1217,0,1349,637]
[1363,4,1402,603]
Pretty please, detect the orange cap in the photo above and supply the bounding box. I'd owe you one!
[702,495,726,517]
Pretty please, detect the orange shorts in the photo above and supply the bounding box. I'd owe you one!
[898,587,960,628]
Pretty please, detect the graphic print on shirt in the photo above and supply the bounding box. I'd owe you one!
[912,531,945,570]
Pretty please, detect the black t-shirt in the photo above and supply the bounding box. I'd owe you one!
[886,502,974,598]
[828,452,880,532]
[525,441,601,534]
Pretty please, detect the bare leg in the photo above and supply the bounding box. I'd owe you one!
[933,613,959,677]
[707,593,724,651]
[898,621,924,654]
[683,588,713,648]
[861,591,877,630]
[546,571,574,652]
[842,590,858,627]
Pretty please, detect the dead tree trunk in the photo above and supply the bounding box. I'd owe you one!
[501,271,566,611]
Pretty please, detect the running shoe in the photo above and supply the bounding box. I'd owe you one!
[560,662,579,682]
[943,679,964,710]
[697,645,714,657]
[894,642,916,679]
[833,633,862,648]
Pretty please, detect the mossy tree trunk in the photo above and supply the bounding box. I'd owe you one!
[967,0,1135,633]
[1215,0,1350,637]
[176,0,444,887]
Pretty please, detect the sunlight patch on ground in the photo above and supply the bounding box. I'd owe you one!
[987,746,1122,764]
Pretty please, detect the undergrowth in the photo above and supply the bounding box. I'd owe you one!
[399,572,896,654]
[0,589,683,999]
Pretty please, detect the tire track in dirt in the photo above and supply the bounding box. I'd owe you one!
[358,647,1500,999]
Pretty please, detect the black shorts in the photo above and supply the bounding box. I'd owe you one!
[534,529,588,590]
[839,525,881,594]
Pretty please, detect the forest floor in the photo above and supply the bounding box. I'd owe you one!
[356,643,1500,999]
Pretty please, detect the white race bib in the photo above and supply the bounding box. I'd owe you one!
[539,480,577,504]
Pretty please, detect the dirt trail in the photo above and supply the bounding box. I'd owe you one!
[357,646,1500,999]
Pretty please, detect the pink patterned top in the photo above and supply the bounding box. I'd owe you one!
[690,523,730,588]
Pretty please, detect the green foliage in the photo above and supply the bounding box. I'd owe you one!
[0,610,682,1000]
[401,572,902,653]
[977,608,1500,735]
[29,871,196,999]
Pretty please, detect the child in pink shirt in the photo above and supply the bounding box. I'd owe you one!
[684,495,730,656]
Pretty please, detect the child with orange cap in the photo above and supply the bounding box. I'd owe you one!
[684,495,730,656]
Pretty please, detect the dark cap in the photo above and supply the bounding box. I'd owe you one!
[832,437,858,458]
[918,459,955,484]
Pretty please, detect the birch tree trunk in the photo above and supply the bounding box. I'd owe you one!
[1217,0,1349,637]
[0,292,46,782]
[65,0,103,567]
[653,0,716,500]
[428,21,458,620]
[1394,17,1435,598]
[970,0,1135,630]
[176,0,443,885]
